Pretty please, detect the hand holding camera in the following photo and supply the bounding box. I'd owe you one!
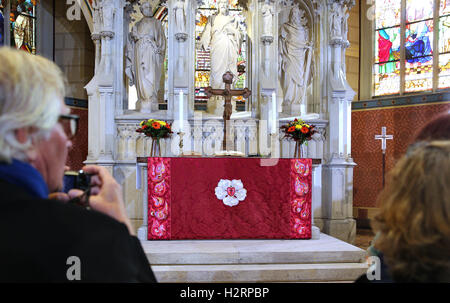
[80,165,135,236]
[59,165,134,235]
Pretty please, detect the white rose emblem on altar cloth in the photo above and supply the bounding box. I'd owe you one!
[215,179,247,207]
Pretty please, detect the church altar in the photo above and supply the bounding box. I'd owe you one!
[137,157,321,240]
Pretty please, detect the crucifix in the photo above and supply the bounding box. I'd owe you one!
[375,126,393,187]
[206,71,251,151]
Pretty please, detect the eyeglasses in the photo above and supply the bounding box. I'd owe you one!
[58,114,79,140]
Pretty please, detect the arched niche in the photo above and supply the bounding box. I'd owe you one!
[277,0,319,115]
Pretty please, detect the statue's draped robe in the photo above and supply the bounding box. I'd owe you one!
[126,18,166,104]
[279,22,308,104]
[201,14,241,89]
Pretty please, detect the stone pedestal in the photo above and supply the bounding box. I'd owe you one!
[282,102,306,117]
[142,234,368,282]
[136,99,160,113]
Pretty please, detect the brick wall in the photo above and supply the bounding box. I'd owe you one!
[66,107,88,171]
[352,102,450,225]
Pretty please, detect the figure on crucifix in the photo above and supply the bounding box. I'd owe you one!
[206,71,251,151]
[200,0,243,116]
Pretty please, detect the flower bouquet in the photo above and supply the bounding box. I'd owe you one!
[281,119,317,158]
[136,119,172,156]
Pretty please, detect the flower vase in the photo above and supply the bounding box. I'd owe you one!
[150,138,161,157]
[294,140,304,158]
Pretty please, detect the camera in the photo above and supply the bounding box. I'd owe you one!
[63,170,92,193]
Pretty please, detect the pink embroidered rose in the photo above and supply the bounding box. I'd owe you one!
[215,179,247,207]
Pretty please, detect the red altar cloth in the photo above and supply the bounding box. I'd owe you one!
[147,157,312,240]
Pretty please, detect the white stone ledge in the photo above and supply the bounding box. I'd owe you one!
[142,234,366,265]
[151,263,368,283]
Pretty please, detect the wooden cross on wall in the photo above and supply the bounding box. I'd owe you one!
[206,71,251,151]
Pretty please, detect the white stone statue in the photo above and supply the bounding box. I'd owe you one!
[199,0,243,115]
[329,2,343,40]
[261,0,274,37]
[173,0,188,34]
[125,2,166,113]
[200,0,242,90]
[99,0,115,32]
[279,6,310,113]
[91,0,101,34]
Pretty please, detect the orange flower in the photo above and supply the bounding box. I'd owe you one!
[288,126,296,132]
[301,126,309,134]
[152,122,161,129]
[166,124,171,129]
[142,125,148,129]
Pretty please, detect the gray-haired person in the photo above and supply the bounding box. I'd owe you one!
[0,47,156,282]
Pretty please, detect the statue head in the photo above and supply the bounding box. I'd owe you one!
[290,6,307,27]
[217,0,229,15]
[222,71,234,84]
[140,2,153,18]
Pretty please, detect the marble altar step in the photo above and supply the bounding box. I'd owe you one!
[142,233,369,283]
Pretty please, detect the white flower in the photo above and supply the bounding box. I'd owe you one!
[215,179,247,207]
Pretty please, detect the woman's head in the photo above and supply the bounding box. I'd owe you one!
[372,140,450,282]
[413,113,450,143]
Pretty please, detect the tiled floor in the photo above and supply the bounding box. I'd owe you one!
[354,228,375,251]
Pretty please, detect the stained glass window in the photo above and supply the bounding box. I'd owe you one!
[406,0,433,23]
[375,0,400,29]
[439,16,450,53]
[441,0,450,14]
[373,0,450,95]
[0,2,4,46]
[438,53,450,87]
[405,21,434,92]
[374,0,401,96]
[195,0,247,111]
[439,0,450,89]
[10,0,37,54]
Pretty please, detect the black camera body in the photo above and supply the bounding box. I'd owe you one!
[63,170,92,193]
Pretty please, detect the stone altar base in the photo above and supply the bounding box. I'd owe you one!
[142,233,368,283]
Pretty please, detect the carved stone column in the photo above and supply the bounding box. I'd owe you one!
[85,0,125,171]
[311,163,322,239]
[259,89,273,157]
[259,0,277,96]
[318,0,357,244]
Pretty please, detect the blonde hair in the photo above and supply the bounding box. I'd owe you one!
[372,141,450,282]
[0,47,66,163]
